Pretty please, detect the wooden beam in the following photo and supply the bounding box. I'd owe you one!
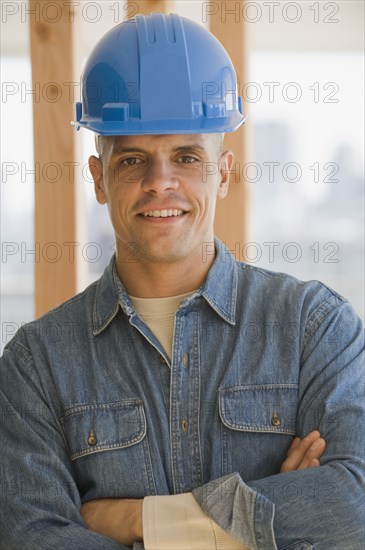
[29,1,82,317]
[209,2,250,260]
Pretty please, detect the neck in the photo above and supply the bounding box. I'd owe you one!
[115,241,216,298]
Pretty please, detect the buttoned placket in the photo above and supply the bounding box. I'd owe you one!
[157,353,171,414]
[123,293,204,494]
[169,304,204,494]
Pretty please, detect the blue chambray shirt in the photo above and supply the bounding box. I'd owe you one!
[1,237,364,549]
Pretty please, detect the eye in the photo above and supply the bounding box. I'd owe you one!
[120,157,143,166]
[176,155,199,164]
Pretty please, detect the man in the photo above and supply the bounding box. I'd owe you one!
[1,13,363,550]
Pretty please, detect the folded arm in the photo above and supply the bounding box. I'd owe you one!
[80,431,326,548]
[192,300,365,549]
[0,342,138,550]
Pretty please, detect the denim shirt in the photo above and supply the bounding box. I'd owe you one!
[1,237,364,549]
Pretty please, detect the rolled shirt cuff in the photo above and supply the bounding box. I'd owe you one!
[143,492,249,550]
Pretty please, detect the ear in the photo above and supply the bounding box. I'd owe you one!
[89,155,107,205]
[217,150,234,199]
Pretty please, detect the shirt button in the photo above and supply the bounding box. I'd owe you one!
[271,412,281,427]
[87,430,97,446]
[181,418,188,432]
[183,353,188,368]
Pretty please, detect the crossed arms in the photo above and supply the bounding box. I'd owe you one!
[80,430,326,546]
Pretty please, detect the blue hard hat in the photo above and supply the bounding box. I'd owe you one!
[72,13,246,135]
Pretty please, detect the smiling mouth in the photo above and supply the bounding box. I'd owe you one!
[139,209,187,218]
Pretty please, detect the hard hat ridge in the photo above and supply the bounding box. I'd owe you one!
[138,13,192,121]
[72,13,246,135]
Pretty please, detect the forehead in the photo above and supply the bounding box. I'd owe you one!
[109,133,217,156]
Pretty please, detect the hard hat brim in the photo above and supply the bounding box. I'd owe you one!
[72,113,246,136]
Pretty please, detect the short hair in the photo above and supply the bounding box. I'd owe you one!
[215,133,225,157]
[95,134,113,160]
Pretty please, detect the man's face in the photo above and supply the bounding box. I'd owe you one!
[89,133,233,264]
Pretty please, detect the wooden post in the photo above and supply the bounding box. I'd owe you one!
[29,1,83,317]
[209,3,249,260]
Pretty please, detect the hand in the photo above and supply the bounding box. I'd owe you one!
[80,498,143,545]
[280,430,326,473]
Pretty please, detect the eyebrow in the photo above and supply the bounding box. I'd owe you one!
[110,146,145,159]
[110,143,207,159]
[171,144,207,154]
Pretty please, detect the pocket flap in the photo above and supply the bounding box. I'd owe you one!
[60,400,146,460]
[219,385,298,434]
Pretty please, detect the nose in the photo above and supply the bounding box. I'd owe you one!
[141,158,179,193]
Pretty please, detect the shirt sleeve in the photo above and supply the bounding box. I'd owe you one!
[143,492,249,549]
[0,339,132,550]
[191,299,365,549]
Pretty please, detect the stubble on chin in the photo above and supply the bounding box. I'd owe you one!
[120,228,195,265]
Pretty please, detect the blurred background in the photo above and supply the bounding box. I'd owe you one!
[1,0,364,352]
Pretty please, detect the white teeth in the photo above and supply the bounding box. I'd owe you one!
[143,209,184,218]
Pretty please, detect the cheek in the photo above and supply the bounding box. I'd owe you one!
[193,196,217,227]
[104,178,127,215]
[110,201,126,224]
[198,181,220,214]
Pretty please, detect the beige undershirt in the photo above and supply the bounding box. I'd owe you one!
[129,293,249,550]
[129,290,193,362]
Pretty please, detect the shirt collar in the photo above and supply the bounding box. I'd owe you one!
[92,236,238,335]
[199,237,238,325]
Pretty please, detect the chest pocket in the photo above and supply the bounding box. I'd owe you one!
[218,385,298,480]
[60,400,156,499]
